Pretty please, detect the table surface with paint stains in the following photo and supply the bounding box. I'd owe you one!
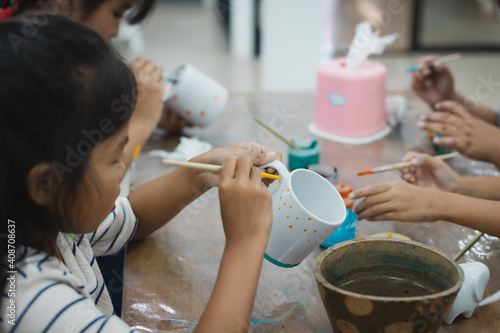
[122,92,500,333]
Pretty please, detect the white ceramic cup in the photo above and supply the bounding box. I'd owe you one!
[163,63,229,127]
[260,160,346,267]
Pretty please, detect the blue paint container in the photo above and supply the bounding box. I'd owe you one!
[320,209,357,248]
[287,139,321,170]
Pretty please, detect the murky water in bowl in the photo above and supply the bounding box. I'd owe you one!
[333,266,443,297]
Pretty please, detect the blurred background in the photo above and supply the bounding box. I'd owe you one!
[115,0,500,108]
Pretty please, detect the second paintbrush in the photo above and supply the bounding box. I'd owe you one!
[357,152,459,176]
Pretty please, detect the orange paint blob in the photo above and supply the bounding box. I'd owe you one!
[173,94,178,100]
[200,111,206,116]
[185,110,191,116]
[289,225,293,229]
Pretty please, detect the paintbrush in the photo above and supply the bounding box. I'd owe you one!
[162,159,280,180]
[406,53,462,73]
[453,231,484,261]
[253,116,300,149]
[357,152,459,176]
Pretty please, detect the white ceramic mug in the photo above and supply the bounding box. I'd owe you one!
[260,160,346,267]
[163,63,229,127]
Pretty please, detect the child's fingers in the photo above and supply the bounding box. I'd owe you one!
[234,156,253,180]
[432,136,462,151]
[221,157,238,184]
[353,190,391,215]
[349,183,390,200]
[434,100,470,118]
[355,200,394,221]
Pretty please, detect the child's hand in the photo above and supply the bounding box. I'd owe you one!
[219,156,272,247]
[190,142,281,190]
[130,57,164,128]
[411,55,455,107]
[400,152,461,193]
[417,101,500,164]
[157,105,193,133]
[350,181,437,222]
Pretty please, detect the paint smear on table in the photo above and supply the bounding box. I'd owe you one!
[251,289,306,324]
[156,318,197,331]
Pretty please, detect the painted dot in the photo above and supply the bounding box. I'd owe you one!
[304,229,307,232]
[326,229,329,232]
[284,202,286,205]
[319,238,323,240]
[287,189,290,191]
[214,95,218,101]
[289,225,293,229]
[290,206,292,208]
[388,232,393,238]
[278,207,280,210]
[335,319,359,333]
[173,94,178,100]
[282,189,284,192]
[296,217,298,220]
[185,110,191,116]
[280,196,282,199]
[200,110,206,116]
[345,296,374,317]
[308,218,312,220]
[307,239,311,242]
[314,230,317,233]
[383,322,413,333]
[287,216,289,218]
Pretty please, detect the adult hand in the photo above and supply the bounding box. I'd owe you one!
[411,55,455,108]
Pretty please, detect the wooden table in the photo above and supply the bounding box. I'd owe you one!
[122,92,500,333]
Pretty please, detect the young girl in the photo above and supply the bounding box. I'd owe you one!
[1,0,191,170]
[0,16,278,332]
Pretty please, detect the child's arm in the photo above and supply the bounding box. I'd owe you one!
[350,181,500,238]
[194,156,272,332]
[122,58,164,170]
[400,152,500,200]
[128,143,279,240]
[417,101,500,169]
[411,55,498,125]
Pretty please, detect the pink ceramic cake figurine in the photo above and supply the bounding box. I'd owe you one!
[310,57,390,144]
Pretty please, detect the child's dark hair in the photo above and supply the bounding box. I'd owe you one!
[13,0,155,24]
[0,15,136,291]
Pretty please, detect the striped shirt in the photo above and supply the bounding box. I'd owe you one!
[1,197,138,332]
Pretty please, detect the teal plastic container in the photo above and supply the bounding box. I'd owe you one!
[320,209,357,248]
[287,139,321,170]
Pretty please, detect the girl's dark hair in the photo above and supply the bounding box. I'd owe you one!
[15,0,155,25]
[0,15,136,291]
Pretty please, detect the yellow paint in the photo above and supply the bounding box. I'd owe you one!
[287,216,289,218]
[287,189,289,191]
[304,229,307,232]
[314,230,317,233]
[307,239,310,242]
[319,238,323,240]
[296,217,298,220]
[280,197,282,199]
[290,206,292,208]
[387,232,393,238]
[308,218,312,221]
[289,225,293,229]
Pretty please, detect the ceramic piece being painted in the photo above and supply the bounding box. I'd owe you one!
[444,262,490,324]
[259,160,346,267]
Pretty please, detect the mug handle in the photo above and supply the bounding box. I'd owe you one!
[259,160,290,181]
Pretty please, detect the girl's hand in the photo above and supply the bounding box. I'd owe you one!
[399,152,461,193]
[219,156,273,247]
[417,100,500,164]
[411,55,455,108]
[157,105,193,133]
[130,57,164,128]
[190,142,281,190]
[350,181,437,222]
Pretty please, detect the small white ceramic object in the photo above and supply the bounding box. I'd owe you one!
[445,262,490,324]
[163,64,229,127]
[259,160,346,268]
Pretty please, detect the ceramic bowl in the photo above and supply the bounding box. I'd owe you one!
[314,238,463,333]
